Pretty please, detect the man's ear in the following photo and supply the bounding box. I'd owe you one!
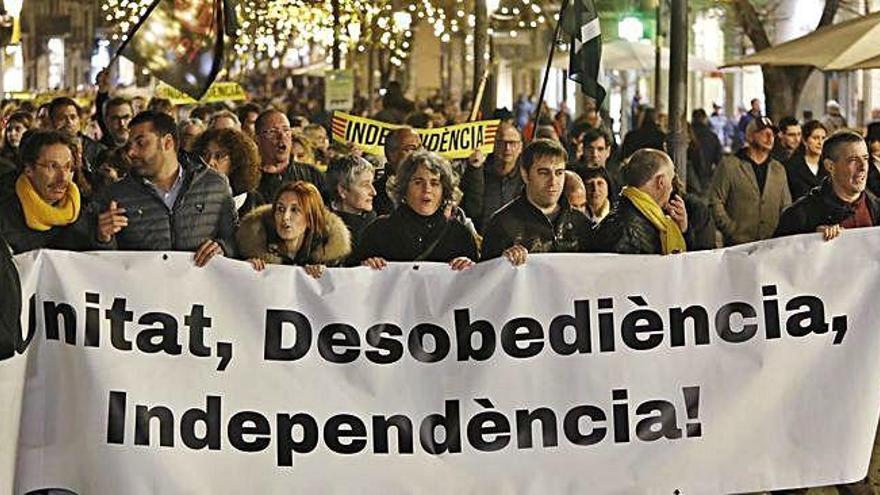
[337,183,347,201]
[163,134,175,152]
[519,164,528,183]
[823,157,834,175]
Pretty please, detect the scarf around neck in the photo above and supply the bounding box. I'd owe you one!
[621,186,686,255]
[15,174,81,232]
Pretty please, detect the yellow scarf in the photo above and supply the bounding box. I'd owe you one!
[621,186,686,255]
[15,174,81,232]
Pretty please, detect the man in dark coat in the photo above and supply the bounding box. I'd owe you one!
[775,130,878,240]
[94,111,238,266]
[590,149,688,255]
[481,138,591,265]
[0,130,95,254]
[771,116,802,164]
[48,97,106,172]
[475,122,525,231]
[254,109,326,202]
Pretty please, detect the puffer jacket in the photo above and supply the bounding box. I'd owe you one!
[774,179,880,237]
[588,195,662,254]
[236,204,351,266]
[95,154,238,255]
[480,195,591,260]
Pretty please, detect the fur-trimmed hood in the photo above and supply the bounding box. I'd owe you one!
[236,204,352,265]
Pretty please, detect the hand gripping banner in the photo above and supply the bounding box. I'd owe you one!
[331,112,500,160]
[4,230,880,493]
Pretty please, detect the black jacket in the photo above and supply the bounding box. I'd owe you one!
[333,208,376,265]
[774,180,880,237]
[257,162,327,204]
[481,195,591,260]
[477,155,524,231]
[589,195,664,254]
[691,123,722,195]
[0,188,96,254]
[95,154,238,255]
[356,205,478,263]
[236,190,265,218]
[867,157,880,199]
[621,125,666,160]
[0,234,19,360]
[785,151,826,202]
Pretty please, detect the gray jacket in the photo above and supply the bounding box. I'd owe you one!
[96,155,238,255]
[709,152,791,246]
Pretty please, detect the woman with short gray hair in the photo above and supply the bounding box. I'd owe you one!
[355,150,477,270]
[326,154,377,261]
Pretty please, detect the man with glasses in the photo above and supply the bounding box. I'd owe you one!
[476,122,524,231]
[94,111,238,267]
[0,130,94,253]
[374,127,421,215]
[254,109,326,202]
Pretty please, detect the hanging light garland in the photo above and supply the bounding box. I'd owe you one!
[100,0,552,65]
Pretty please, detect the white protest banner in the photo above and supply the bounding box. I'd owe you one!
[3,230,880,494]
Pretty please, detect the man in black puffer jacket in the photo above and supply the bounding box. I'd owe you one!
[94,112,237,266]
[775,130,879,241]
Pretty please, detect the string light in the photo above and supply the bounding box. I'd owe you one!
[100,0,551,66]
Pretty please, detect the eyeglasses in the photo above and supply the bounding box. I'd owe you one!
[496,140,522,148]
[203,150,230,162]
[33,161,74,174]
[259,128,293,139]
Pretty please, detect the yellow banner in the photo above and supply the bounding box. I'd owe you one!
[6,92,89,108]
[331,112,500,160]
[154,82,247,105]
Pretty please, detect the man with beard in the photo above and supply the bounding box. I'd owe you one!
[709,116,791,246]
[48,97,106,171]
[254,109,326,201]
[481,138,591,265]
[94,68,134,149]
[0,130,95,253]
[775,131,878,240]
[94,111,237,266]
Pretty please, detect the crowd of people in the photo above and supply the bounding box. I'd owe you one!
[0,73,877,289]
[0,70,878,493]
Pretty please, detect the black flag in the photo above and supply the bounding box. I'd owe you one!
[119,0,231,100]
[561,0,606,104]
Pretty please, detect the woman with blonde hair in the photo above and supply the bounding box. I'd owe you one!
[236,180,351,278]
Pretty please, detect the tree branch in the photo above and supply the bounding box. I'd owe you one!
[817,0,841,28]
[730,0,772,51]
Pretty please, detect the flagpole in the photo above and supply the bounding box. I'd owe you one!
[533,0,570,136]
